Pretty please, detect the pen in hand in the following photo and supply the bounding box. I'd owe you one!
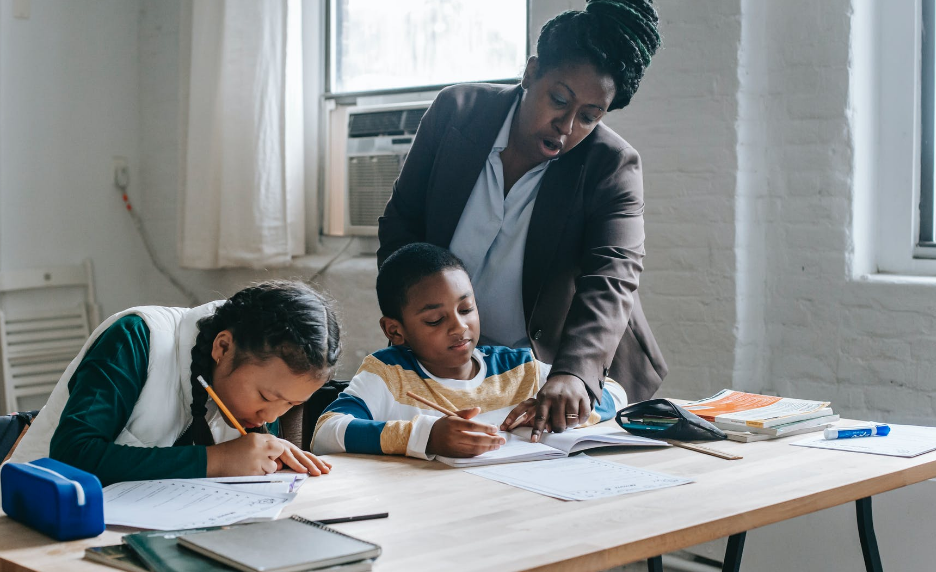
[197,375,247,436]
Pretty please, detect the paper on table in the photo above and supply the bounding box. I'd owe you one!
[103,479,295,530]
[465,455,693,501]
[792,424,936,457]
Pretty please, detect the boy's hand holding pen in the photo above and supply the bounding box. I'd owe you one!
[406,391,506,458]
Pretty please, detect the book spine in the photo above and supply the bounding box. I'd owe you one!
[122,538,172,572]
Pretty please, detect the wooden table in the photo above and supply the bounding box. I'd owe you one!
[1,424,935,572]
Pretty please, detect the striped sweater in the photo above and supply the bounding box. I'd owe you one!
[312,345,627,459]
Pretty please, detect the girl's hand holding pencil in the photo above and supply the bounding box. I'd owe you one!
[199,376,332,477]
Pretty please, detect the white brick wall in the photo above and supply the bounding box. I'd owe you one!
[612,0,742,401]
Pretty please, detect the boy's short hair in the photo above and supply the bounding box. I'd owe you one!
[376,243,468,321]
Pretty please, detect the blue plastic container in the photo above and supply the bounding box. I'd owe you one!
[1,457,105,540]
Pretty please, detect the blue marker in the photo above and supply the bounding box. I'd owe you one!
[823,424,890,440]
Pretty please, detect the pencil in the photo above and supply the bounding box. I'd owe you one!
[197,375,247,436]
[405,391,458,417]
[315,512,389,525]
[505,411,529,431]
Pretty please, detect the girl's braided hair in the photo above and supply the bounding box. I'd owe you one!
[535,0,662,111]
[184,280,341,446]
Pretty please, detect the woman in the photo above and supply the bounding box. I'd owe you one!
[8,281,339,485]
[377,0,666,442]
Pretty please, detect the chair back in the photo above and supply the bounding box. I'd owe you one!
[277,379,350,450]
[0,259,100,413]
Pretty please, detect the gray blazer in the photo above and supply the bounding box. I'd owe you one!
[377,83,667,402]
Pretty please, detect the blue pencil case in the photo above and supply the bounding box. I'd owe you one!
[1,457,105,540]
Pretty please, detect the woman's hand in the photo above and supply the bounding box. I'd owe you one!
[273,438,332,476]
[502,375,591,442]
[206,432,287,477]
[426,407,506,458]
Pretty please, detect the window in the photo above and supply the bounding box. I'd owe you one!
[871,0,936,275]
[328,0,528,95]
[919,0,935,253]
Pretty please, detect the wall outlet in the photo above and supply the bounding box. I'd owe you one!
[13,0,30,20]
[113,156,129,191]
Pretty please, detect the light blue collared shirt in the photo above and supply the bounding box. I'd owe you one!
[449,97,554,348]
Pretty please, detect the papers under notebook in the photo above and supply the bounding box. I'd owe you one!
[103,479,295,530]
[435,425,668,468]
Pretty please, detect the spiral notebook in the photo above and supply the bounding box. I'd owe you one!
[177,515,381,572]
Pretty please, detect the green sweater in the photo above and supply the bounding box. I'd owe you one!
[49,315,279,486]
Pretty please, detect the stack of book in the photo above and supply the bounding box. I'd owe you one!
[85,515,380,572]
[682,389,839,443]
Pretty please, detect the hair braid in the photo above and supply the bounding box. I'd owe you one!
[183,281,341,446]
[535,0,662,111]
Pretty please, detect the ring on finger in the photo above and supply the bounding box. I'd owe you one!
[565,414,579,419]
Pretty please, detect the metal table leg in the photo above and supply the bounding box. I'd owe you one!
[647,556,663,572]
[856,496,883,572]
[722,532,747,572]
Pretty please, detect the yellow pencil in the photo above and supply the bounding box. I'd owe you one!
[405,391,458,417]
[197,375,247,436]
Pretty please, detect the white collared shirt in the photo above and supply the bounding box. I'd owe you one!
[449,97,554,348]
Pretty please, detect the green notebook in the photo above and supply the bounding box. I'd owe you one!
[122,527,238,572]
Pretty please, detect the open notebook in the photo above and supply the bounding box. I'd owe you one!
[436,425,667,468]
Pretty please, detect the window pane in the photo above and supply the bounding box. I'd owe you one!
[921,0,935,245]
[332,0,527,94]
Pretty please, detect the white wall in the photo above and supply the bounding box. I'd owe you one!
[0,0,149,316]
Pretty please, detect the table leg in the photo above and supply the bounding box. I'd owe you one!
[647,556,663,572]
[856,496,883,572]
[722,532,746,572]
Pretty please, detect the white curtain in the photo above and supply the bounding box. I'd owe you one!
[180,0,305,269]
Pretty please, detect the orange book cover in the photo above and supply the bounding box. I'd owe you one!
[683,391,782,422]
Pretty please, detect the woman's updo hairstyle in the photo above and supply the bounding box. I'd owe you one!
[535,0,661,111]
[183,280,341,446]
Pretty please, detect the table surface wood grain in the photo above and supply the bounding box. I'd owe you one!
[2,420,935,572]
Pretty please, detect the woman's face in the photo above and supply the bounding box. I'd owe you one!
[514,57,616,163]
[210,331,325,429]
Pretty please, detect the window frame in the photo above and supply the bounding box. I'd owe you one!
[919,0,935,251]
[874,0,936,274]
[323,0,530,99]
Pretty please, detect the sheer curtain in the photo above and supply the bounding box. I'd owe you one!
[179,0,304,269]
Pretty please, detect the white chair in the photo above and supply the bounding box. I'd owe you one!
[0,259,100,413]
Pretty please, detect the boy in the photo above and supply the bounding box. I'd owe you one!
[312,243,627,459]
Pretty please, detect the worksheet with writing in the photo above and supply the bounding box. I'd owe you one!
[465,455,692,501]
[103,479,294,529]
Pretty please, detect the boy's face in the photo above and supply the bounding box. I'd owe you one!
[381,268,481,378]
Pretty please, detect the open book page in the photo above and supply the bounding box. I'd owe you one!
[436,432,564,467]
[465,455,693,501]
[436,426,667,467]
[511,425,668,454]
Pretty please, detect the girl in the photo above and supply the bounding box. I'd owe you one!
[7,281,339,486]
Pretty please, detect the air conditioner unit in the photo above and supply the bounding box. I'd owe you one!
[324,100,431,236]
